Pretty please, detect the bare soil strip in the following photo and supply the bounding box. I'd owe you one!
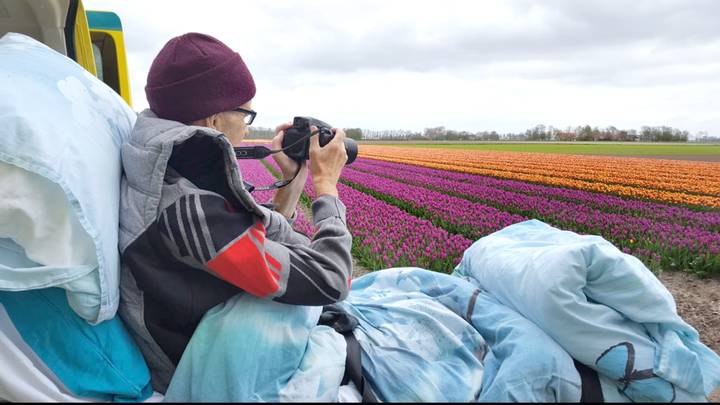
[657,272,720,356]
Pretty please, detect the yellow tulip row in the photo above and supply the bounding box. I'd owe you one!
[359,146,720,208]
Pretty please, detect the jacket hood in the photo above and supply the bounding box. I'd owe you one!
[119,109,263,252]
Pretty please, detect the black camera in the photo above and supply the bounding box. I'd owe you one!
[281,116,358,165]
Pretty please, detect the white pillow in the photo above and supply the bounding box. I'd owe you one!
[0,161,96,267]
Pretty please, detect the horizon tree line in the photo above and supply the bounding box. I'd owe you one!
[248,125,718,142]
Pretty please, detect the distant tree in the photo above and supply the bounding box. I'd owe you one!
[526,124,549,141]
[694,131,720,143]
[357,123,692,143]
[601,126,618,141]
[475,130,500,141]
[627,129,639,142]
[640,126,655,142]
[556,131,576,141]
[423,126,447,140]
[248,126,275,139]
[504,132,528,141]
[344,128,363,140]
[577,125,594,141]
[638,126,688,142]
[677,130,689,142]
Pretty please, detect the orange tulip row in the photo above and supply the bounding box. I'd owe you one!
[461,156,720,194]
[358,146,720,181]
[359,146,720,208]
[376,153,720,197]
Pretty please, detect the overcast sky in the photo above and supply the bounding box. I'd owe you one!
[84,0,720,135]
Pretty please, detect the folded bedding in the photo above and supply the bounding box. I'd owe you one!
[453,219,720,401]
[166,220,720,402]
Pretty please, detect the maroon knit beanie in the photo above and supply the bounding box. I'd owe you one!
[145,32,256,123]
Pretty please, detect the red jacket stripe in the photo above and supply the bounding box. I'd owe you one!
[250,224,265,243]
[206,233,279,298]
[265,252,282,272]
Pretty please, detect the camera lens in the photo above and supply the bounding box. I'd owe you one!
[344,139,358,165]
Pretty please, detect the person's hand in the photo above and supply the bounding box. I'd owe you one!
[272,122,308,180]
[309,126,347,198]
[271,122,309,219]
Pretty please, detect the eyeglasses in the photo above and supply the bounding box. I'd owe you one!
[233,107,257,125]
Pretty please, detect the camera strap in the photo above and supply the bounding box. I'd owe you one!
[245,163,303,192]
[233,130,318,193]
[233,129,319,160]
[234,145,273,160]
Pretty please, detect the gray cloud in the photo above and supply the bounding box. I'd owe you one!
[83,0,720,134]
[92,0,720,87]
[275,0,720,87]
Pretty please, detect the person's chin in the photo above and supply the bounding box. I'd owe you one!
[230,136,246,147]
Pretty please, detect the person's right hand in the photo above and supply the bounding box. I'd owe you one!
[309,126,347,198]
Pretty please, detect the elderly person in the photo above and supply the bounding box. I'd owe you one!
[117,32,352,392]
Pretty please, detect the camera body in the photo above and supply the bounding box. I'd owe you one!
[281,116,357,164]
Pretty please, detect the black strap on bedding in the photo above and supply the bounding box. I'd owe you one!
[574,359,604,403]
[319,305,379,403]
[320,305,600,403]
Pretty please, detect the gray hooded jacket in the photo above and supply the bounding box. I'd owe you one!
[118,110,352,392]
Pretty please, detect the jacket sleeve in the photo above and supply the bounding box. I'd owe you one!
[156,193,352,306]
[260,205,313,246]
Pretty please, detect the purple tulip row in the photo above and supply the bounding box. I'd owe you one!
[261,158,472,271]
[353,158,720,231]
[311,180,473,272]
[342,161,720,257]
[340,168,527,239]
[237,159,314,236]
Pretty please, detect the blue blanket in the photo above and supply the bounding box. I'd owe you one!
[165,220,720,402]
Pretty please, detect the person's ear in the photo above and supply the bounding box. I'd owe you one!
[190,115,213,129]
[208,113,222,131]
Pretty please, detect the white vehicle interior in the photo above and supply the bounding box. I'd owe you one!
[0,0,71,55]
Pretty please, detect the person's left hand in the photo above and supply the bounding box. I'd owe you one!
[272,122,308,180]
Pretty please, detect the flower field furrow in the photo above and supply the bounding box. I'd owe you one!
[347,161,720,262]
[360,154,720,208]
[353,158,720,231]
[262,158,471,272]
[359,146,720,203]
[340,168,527,240]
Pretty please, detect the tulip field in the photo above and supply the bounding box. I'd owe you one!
[239,143,720,278]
